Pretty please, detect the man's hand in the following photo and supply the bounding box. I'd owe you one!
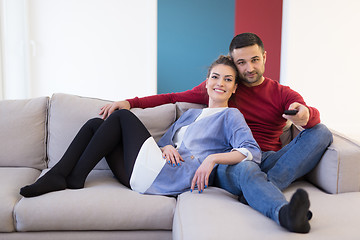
[161,145,184,167]
[191,155,216,193]
[99,100,131,119]
[282,102,310,126]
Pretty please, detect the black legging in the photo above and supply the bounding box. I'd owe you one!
[54,109,151,188]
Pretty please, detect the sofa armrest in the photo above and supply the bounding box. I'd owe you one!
[306,129,360,194]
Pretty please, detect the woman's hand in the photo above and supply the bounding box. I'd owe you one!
[191,155,216,193]
[161,145,184,167]
[190,151,246,193]
[99,100,131,119]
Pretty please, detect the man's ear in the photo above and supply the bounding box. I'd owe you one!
[263,51,267,64]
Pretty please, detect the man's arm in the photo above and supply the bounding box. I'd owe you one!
[127,81,209,108]
[100,101,131,119]
[100,81,209,119]
[283,102,320,128]
[303,106,320,128]
[282,86,320,128]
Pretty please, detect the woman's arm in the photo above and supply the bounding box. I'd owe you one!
[190,109,262,193]
[190,151,246,193]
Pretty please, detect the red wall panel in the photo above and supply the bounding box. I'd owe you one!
[235,0,283,81]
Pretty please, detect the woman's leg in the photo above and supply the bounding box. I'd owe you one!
[20,109,151,197]
[101,111,152,188]
[66,109,151,189]
[20,118,104,197]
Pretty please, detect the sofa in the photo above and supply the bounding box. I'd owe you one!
[0,93,360,240]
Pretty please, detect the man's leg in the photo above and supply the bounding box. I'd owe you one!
[260,123,333,190]
[215,161,311,233]
[215,161,287,222]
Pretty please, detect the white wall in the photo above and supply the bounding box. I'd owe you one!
[280,0,360,141]
[1,0,157,101]
[0,0,29,99]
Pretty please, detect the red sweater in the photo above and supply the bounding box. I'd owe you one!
[127,78,320,151]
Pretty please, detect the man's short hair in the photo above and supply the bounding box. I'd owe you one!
[229,33,265,55]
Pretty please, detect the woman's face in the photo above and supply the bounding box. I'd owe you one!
[206,64,237,108]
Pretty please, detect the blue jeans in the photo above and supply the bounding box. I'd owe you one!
[214,123,333,223]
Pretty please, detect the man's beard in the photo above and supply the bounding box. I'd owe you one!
[240,71,263,85]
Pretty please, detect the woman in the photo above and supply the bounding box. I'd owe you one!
[20,55,261,197]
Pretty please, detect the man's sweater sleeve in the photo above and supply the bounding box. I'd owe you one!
[126,81,209,108]
[283,85,321,129]
[303,106,320,129]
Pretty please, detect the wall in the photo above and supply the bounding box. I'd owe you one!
[0,2,4,100]
[0,0,29,99]
[157,0,234,94]
[281,0,360,141]
[1,0,157,100]
[235,0,283,81]
[157,0,283,93]
[2,0,360,141]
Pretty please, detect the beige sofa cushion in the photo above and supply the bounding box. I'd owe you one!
[47,93,176,169]
[173,181,360,240]
[307,130,360,194]
[0,97,48,169]
[277,123,360,194]
[14,170,176,231]
[0,168,41,232]
[175,102,206,119]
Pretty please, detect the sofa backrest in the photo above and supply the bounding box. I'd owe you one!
[47,93,177,170]
[0,97,49,170]
[2,94,359,194]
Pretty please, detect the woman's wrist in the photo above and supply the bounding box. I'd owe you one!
[205,154,218,165]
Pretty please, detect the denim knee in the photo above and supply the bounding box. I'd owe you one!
[305,123,333,148]
[237,160,262,183]
[214,161,260,196]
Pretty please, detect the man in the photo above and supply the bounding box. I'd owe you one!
[100,33,333,233]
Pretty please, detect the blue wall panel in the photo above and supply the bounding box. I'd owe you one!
[157,0,235,94]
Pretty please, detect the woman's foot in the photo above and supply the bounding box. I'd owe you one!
[20,171,67,197]
[66,173,86,189]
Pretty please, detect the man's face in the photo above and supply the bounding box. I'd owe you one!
[231,44,266,87]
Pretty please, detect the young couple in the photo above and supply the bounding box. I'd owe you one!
[20,33,333,234]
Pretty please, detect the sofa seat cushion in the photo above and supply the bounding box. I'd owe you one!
[14,170,176,232]
[173,181,360,240]
[0,97,49,169]
[0,168,41,232]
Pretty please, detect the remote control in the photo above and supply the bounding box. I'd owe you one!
[284,109,299,115]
